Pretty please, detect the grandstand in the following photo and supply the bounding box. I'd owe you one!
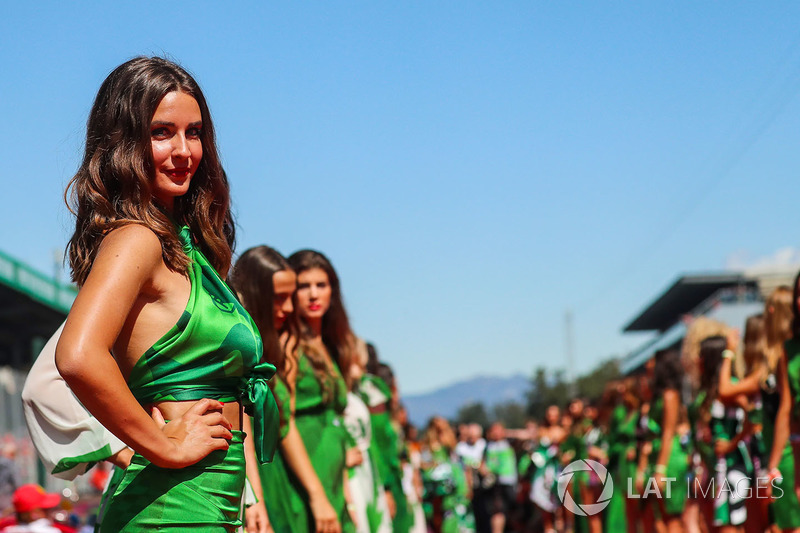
[621,267,798,374]
[0,249,74,485]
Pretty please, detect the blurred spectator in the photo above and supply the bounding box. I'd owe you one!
[0,441,19,516]
[4,484,63,532]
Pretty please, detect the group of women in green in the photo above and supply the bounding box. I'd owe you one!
[521,282,800,533]
[230,248,415,533]
[22,55,423,532]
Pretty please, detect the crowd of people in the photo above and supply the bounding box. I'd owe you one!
[4,54,800,533]
[419,282,800,533]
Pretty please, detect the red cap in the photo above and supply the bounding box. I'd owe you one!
[12,484,61,513]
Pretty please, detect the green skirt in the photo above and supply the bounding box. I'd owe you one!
[259,445,307,533]
[260,410,354,533]
[770,443,800,529]
[99,431,245,532]
[648,435,689,517]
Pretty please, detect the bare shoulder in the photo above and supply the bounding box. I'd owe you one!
[60,225,172,362]
[99,224,163,258]
[94,224,164,270]
[83,224,167,291]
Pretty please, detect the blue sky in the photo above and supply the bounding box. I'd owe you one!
[3,3,800,395]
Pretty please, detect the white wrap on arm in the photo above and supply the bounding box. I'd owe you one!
[21,322,126,480]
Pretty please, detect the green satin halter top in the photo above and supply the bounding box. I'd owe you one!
[126,225,278,463]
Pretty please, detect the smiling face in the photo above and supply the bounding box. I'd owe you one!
[295,267,332,321]
[150,91,203,210]
[272,269,297,330]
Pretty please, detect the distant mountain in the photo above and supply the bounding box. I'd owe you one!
[403,374,530,427]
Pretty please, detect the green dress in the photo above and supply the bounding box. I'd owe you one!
[360,374,413,533]
[100,225,279,532]
[687,391,714,476]
[259,352,354,533]
[343,390,391,533]
[709,394,752,526]
[646,395,689,517]
[527,436,560,513]
[604,405,637,532]
[258,378,299,533]
[786,338,800,410]
[560,428,589,533]
[762,339,800,529]
[421,446,472,533]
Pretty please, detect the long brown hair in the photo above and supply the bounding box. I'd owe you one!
[697,335,727,421]
[742,313,767,377]
[229,246,294,375]
[288,249,355,400]
[764,286,793,372]
[681,316,728,391]
[66,56,234,285]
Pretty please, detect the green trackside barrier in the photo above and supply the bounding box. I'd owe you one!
[0,249,77,314]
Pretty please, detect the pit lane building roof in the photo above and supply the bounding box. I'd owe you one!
[620,268,797,374]
[0,249,74,368]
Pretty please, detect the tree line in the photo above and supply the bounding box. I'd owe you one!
[453,357,621,429]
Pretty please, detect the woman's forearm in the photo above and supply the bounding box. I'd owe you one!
[718,358,760,399]
[281,418,327,500]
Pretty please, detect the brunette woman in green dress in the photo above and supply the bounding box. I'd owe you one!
[286,250,358,533]
[229,245,299,533]
[765,283,800,533]
[56,57,279,532]
[642,349,688,533]
[716,315,773,533]
[604,378,642,533]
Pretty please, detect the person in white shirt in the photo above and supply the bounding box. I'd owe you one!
[455,423,486,468]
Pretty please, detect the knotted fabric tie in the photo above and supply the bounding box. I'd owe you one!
[240,362,280,464]
[178,225,194,253]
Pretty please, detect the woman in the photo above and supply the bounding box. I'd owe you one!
[420,417,470,533]
[342,338,392,533]
[229,245,299,533]
[698,335,753,532]
[272,249,356,533]
[528,405,567,533]
[604,379,640,533]
[715,315,770,533]
[360,348,412,533]
[642,349,687,533]
[53,57,278,531]
[760,284,800,533]
[401,423,427,533]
